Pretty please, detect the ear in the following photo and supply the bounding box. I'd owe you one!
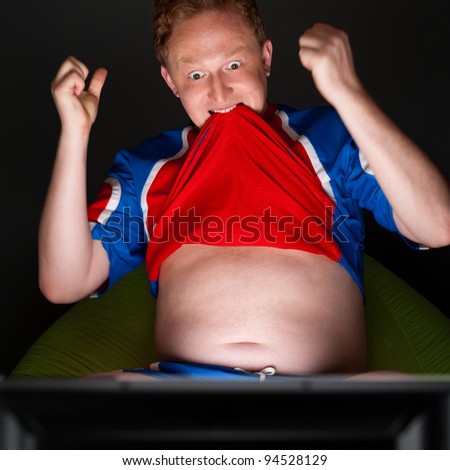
[261,39,273,77]
[161,66,180,98]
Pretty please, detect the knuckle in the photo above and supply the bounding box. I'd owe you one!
[329,33,341,46]
[337,30,348,43]
[66,55,79,65]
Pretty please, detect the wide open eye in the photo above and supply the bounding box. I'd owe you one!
[188,70,206,80]
[226,61,242,71]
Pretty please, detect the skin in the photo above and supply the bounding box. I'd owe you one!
[41,10,450,380]
[160,10,272,128]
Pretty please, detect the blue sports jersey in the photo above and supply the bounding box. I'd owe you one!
[88,103,420,297]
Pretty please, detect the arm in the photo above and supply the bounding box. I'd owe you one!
[299,23,450,247]
[39,57,110,303]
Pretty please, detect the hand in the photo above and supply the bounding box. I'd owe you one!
[51,56,108,133]
[299,23,363,105]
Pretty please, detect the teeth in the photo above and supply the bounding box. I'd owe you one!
[211,105,237,114]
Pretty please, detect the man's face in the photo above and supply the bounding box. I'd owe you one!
[161,10,273,128]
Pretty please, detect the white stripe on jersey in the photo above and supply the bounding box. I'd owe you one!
[89,176,122,231]
[275,110,336,203]
[140,126,193,241]
[358,151,375,175]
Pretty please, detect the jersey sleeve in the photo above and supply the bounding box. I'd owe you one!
[343,138,426,250]
[87,149,147,296]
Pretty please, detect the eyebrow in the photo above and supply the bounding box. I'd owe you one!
[177,45,248,66]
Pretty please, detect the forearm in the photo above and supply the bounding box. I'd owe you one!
[39,130,109,303]
[332,85,450,247]
[299,23,450,247]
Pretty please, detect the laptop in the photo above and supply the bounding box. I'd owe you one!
[1,375,449,449]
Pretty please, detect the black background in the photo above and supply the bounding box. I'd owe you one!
[1,0,449,377]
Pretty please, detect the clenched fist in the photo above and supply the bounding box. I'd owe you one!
[299,23,363,106]
[51,56,108,134]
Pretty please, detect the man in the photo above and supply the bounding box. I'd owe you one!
[39,0,450,380]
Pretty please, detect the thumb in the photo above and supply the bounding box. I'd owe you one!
[298,47,314,73]
[88,67,108,100]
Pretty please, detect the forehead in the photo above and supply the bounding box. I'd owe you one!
[166,10,260,65]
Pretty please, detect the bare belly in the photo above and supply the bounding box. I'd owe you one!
[155,245,365,375]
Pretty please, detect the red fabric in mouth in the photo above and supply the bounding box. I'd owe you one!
[146,104,341,283]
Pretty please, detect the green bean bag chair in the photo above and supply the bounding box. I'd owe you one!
[9,254,450,378]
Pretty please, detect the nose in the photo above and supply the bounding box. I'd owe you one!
[208,73,232,104]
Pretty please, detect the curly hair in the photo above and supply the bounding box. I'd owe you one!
[153,0,266,66]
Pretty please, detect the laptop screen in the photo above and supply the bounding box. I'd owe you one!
[1,376,449,450]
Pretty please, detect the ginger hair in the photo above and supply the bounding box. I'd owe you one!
[153,0,266,66]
